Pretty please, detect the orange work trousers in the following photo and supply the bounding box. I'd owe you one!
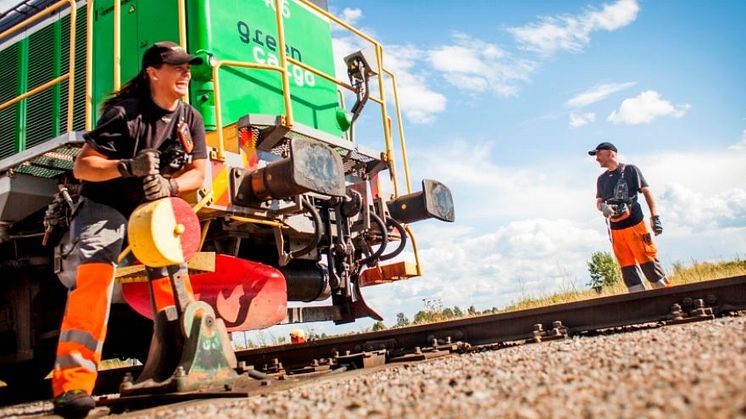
[609,219,668,288]
[610,220,657,268]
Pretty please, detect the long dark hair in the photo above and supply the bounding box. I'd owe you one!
[100,67,156,111]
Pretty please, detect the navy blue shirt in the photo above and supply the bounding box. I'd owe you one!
[596,163,649,230]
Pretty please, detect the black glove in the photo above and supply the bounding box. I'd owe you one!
[143,174,179,201]
[651,215,663,236]
[42,190,76,246]
[118,149,160,178]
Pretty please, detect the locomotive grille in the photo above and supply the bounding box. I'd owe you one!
[0,43,19,161]
[0,6,87,162]
[13,145,80,178]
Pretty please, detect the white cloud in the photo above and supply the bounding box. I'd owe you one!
[658,184,746,231]
[385,45,448,123]
[728,130,746,151]
[428,32,537,97]
[569,111,596,128]
[608,90,690,125]
[332,37,446,124]
[508,0,640,55]
[340,7,362,24]
[566,82,636,108]
[363,218,609,318]
[405,139,597,224]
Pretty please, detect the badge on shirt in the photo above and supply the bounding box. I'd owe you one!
[176,121,193,154]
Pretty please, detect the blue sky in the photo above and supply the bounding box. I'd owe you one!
[300,0,746,335]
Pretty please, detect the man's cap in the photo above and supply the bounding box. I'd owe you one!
[588,142,617,156]
[142,41,203,68]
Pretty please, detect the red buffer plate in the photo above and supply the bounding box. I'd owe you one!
[121,254,288,331]
[170,197,201,263]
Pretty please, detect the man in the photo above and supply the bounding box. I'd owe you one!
[51,41,206,417]
[589,142,669,293]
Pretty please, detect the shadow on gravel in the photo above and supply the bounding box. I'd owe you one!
[0,380,50,407]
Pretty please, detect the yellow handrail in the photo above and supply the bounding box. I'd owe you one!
[287,57,355,92]
[113,0,121,90]
[0,0,67,39]
[374,44,398,197]
[212,60,291,161]
[66,1,76,132]
[404,224,423,276]
[384,68,412,194]
[0,0,76,132]
[178,0,189,104]
[0,75,68,112]
[85,1,94,130]
[273,0,293,129]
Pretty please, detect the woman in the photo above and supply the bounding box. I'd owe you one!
[52,41,207,417]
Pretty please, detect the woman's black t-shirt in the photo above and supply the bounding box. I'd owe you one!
[80,96,207,217]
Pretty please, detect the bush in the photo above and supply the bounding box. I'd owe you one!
[587,251,621,291]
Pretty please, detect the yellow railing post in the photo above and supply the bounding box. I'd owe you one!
[374,43,398,198]
[178,0,189,104]
[86,0,95,130]
[384,69,412,194]
[274,0,293,129]
[113,0,121,91]
[404,225,423,276]
[66,1,76,132]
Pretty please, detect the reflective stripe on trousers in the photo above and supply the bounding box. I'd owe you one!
[53,262,116,396]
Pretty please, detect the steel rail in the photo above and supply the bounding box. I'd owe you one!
[233,275,746,371]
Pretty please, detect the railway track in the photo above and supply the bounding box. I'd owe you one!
[2,274,745,414]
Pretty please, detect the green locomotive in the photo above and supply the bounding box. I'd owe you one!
[0,0,454,391]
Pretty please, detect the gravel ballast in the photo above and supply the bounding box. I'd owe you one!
[2,314,744,418]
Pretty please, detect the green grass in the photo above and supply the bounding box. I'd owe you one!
[500,258,746,313]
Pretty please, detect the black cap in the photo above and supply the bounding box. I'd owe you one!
[142,41,202,69]
[588,142,617,156]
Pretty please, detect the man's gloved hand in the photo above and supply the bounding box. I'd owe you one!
[651,215,663,236]
[118,149,160,178]
[601,203,614,218]
[143,174,179,201]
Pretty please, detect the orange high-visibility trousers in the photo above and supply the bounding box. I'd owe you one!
[610,220,657,268]
[610,220,667,287]
[53,262,115,396]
